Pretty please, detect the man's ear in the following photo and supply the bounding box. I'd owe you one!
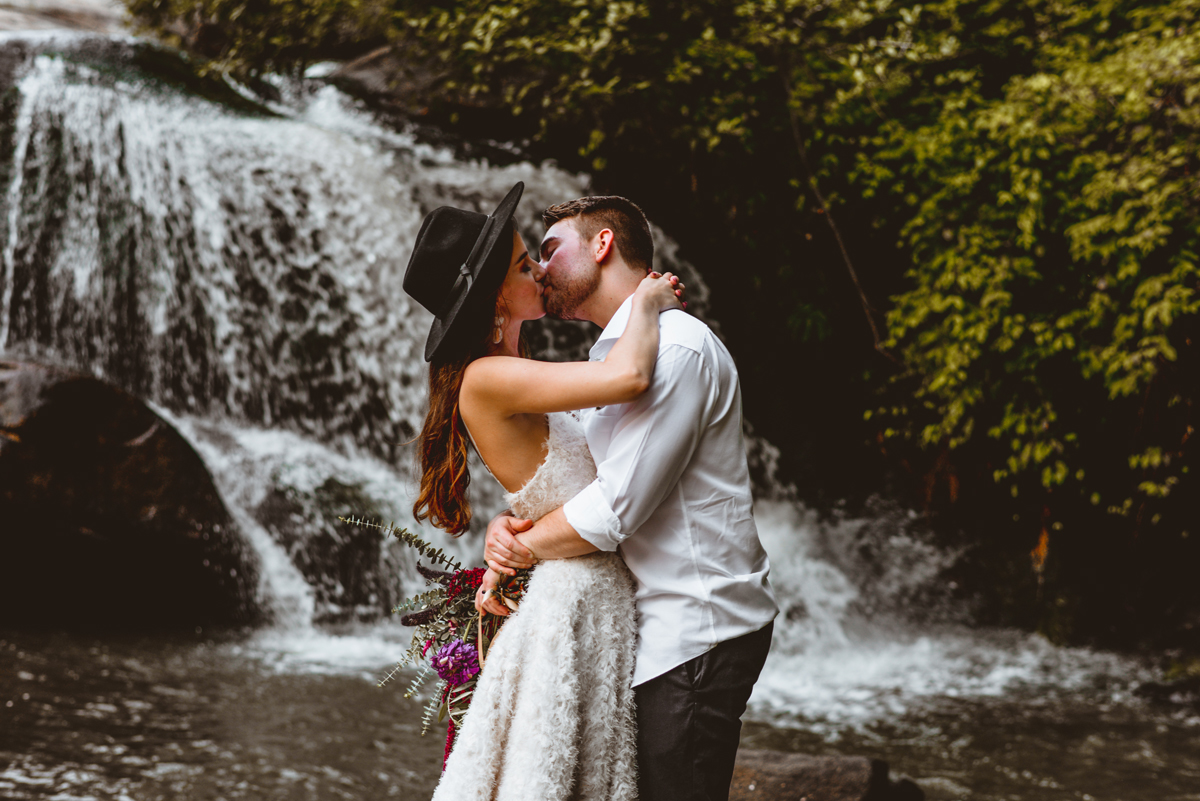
[594,228,615,264]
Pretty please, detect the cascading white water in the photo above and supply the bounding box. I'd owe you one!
[0,33,1155,728]
[750,500,1152,731]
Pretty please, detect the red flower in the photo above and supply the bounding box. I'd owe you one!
[445,568,487,601]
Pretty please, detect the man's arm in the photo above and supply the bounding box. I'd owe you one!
[479,509,598,616]
[485,343,709,569]
[480,341,711,617]
[485,507,596,570]
[562,344,710,549]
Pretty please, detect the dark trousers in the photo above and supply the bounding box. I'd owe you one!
[634,621,774,801]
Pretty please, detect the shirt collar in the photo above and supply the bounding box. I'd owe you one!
[589,294,635,361]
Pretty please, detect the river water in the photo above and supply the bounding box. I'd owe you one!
[0,31,1198,801]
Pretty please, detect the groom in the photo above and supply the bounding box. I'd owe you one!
[481,195,778,801]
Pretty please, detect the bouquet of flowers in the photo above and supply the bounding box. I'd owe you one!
[339,516,532,763]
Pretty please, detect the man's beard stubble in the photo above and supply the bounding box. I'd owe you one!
[544,260,600,321]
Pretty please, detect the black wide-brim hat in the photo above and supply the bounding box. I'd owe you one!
[403,182,524,362]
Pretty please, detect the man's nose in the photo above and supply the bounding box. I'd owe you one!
[531,257,547,282]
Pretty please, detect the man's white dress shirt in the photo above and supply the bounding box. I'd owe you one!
[563,297,779,686]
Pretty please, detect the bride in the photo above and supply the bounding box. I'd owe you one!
[402,182,684,799]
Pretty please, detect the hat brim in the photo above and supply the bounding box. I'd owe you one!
[423,182,524,362]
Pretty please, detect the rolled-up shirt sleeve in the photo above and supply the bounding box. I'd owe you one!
[564,344,711,551]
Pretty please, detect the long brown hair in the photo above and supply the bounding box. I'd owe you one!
[412,291,496,535]
[413,221,526,535]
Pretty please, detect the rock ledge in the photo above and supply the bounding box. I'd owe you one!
[731,750,924,801]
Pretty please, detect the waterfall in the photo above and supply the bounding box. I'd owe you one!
[0,32,1149,723]
[0,31,708,633]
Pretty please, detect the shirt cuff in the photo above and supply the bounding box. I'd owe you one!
[563,480,624,552]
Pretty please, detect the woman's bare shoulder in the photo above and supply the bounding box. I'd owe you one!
[463,355,524,385]
[461,355,529,407]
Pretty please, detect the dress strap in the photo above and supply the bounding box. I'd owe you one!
[461,419,500,481]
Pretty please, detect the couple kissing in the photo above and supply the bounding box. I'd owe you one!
[402,182,779,801]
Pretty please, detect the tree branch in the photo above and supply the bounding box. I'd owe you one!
[779,54,898,363]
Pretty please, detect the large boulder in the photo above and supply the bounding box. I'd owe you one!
[327,46,442,113]
[251,476,407,624]
[731,750,924,801]
[0,361,260,628]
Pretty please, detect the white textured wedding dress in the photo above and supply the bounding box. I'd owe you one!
[431,411,639,801]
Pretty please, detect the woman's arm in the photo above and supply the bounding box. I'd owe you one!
[462,272,684,417]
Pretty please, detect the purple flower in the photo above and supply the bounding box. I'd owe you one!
[432,639,480,686]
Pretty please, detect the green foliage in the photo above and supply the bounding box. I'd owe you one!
[421,678,446,734]
[402,662,432,697]
[123,0,390,76]
[392,587,445,614]
[871,0,1200,534]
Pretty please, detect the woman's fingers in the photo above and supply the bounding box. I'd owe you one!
[478,590,507,616]
[478,570,508,616]
[662,272,685,298]
[482,593,509,616]
[640,270,688,312]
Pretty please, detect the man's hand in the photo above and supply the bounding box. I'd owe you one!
[485,512,536,576]
[475,567,510,617]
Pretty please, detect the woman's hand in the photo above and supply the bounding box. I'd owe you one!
[634,271,686,313]
[475,568,510,617]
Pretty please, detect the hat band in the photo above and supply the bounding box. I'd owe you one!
[435,213,498,317]
[437,262,474,317]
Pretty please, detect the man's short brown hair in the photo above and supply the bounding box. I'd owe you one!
[542,195,654,272]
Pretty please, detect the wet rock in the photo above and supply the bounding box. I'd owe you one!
[322,45,566,178]
[253,477,404,624]
[0,361,260,628]
[1135,673,1200,713]
[730,750,924,801]
[327,46,442,114]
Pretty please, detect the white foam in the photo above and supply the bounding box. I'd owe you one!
[751,500,1152,731]
[239,623,413,678]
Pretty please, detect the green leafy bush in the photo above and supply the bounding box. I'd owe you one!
[873,0,1199,539]
[124,0,390,75]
